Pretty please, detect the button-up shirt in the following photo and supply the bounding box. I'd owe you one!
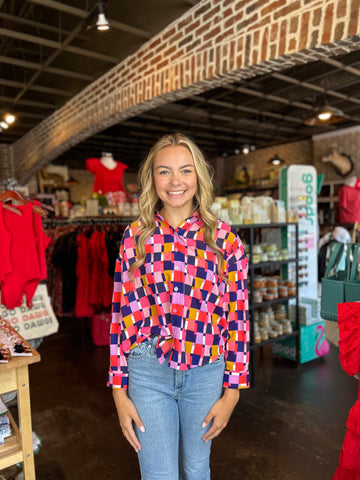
[107,212,249,389]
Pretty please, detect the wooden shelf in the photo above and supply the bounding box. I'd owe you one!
[0,321,41,479]
[0,406,22,469]
[250,331,299,350]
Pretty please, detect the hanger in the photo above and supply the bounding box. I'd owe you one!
[1,202,22,216]
[0,190,49,218]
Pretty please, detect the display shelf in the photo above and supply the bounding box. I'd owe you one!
[234,222,299,386]
[250,258,297,269]
[224,184,278,194]
[0,322,41,479]
[250,330,299,350]
[0,407,22,469]
[250,295,297,310]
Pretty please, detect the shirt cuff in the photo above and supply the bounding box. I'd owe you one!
[223,370,250,389]
[107,371,128,389]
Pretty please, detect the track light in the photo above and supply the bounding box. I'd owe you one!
[0,121,9,129]
[304,99,345,126]
[96,2,110,31]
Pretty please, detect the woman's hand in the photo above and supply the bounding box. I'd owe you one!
[113,389,145,453]
[201,388,239,442]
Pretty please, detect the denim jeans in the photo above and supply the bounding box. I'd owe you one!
[127,336,225,480]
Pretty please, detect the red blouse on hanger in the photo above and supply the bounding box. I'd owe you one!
[86,157,127,194]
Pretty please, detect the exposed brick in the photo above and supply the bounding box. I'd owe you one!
[162,27,176,41]
[261,0,286,17]
[261,27,269,61]
[270,43,277,57]
[244,34,251,66]
[203,26,221,43]
[279,19,287,56]
[8,0,360,183]
[252,49,258,64]
[185,19,200,35]
[290,16,298,34]
[234,1,248,12]
[337,0,347,18]
[194,1,211,17]
[203,4,221,22]
[179,34,194,48]
[310,30,319,47]
[322,3,334,44]
[215,27,235,43]
[288,37,297,51]
[349,0,360,36]
[299,11,310,50]
[335,22,345,41]
[274,1,301,21]
[195,20,212,37]
[186,38,201,53]
[236,13,258,33]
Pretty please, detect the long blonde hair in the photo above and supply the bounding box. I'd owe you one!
[129,133,224,276]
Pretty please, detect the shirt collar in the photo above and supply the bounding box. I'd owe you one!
[155,211,203,232]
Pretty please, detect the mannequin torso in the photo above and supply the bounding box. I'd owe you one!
[100,153,117,170]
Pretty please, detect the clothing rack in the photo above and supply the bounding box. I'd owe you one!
[42,216,135,227]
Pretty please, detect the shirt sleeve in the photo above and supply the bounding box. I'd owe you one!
[85,157,100,174]
[107,229,132,389]
[223,233,250,389]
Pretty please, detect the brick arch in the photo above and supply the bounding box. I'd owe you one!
[12,0,360,183]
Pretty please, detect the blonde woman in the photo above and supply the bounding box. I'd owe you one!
[108,133,249,480]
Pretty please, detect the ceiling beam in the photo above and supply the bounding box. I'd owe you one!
[0,55,93,81]
[0,79,73,97]
[0,12,89,40]
[271,72,360,106]
[0,28,119,64]
[0,95,58,109]
[27,0,151,39]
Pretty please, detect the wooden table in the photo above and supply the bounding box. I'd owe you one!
[0,331,40,479]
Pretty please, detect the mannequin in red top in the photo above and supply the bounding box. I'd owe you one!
[86,152,128,194]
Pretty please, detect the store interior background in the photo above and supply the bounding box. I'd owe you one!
[0,0,360,479]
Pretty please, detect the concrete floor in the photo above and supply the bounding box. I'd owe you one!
[4,318,357,480]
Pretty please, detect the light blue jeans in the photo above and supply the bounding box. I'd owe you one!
[127,337,225,480]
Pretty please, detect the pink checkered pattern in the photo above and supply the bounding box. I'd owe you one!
[107,212,249,390]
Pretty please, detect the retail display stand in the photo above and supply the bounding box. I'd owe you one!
[234,222,299,385]
[0,316,40,479]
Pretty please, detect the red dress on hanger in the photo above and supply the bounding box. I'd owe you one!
[1,203,49,308]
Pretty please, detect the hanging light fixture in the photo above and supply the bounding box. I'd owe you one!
[304,98,345,126]
[4,113,16,125]
[268,153,285,166]
[96,2,110,31]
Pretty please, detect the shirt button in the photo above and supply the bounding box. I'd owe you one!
[175,266,179,270]
[174,286,178,292]
[173,309,177,313]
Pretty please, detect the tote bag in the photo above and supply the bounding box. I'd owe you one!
[321,242,347,321]
[345,244,360,302]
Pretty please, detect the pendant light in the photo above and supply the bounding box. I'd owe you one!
[268,153,285,166]
[304,99,345,126]
[96,2,110,31]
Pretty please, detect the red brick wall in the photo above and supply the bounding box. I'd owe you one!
[1,0,360,183]
[0,144,14,183]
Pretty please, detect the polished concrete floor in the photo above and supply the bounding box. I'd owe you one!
[4,318,358,480]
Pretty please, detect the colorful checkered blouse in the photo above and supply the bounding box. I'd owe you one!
[107,211,249,390]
